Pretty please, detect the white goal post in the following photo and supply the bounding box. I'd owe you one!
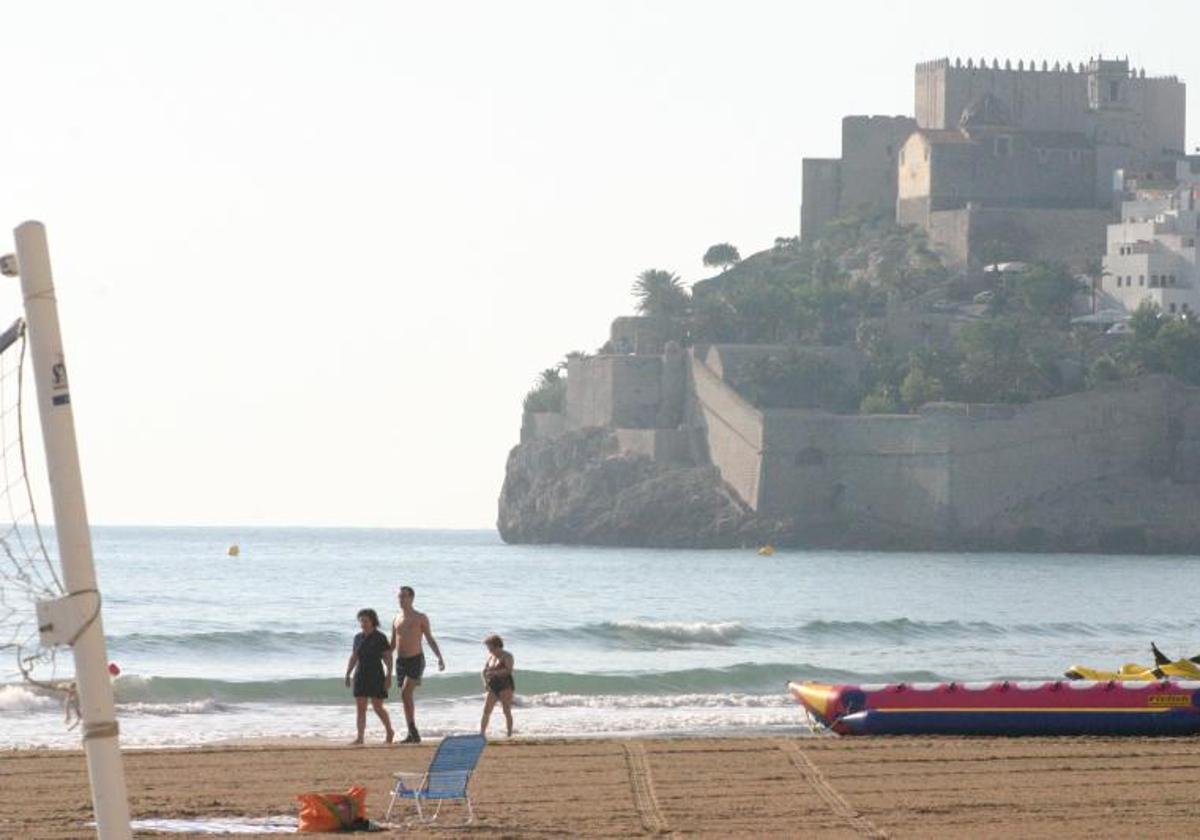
[9,221,132,839]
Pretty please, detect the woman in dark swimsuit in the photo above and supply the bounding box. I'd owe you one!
[345,608,394,745]
[480,633,515,738]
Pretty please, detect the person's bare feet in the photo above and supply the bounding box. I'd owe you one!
[385,728,395,744]
[350,737,364,746]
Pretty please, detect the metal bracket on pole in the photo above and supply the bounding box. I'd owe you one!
[36,591,100,647]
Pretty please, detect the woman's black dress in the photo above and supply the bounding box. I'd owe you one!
[352,630,389,698]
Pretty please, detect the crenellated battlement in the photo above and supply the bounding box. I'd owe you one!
[917,55,1179,82]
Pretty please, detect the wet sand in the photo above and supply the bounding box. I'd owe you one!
[4,735,1200,838]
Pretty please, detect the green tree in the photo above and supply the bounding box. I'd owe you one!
[1085,355,1122,387]
[632,269,689,318]
[859,385,900,414]
[734,350,853,411]
[1013,263,1082,323]
[702,243,741,272]
[900,367,944,410]
[956,319,1054,402]
[1152,317,1200,384]
[1129,300,1163,342]
[523,364,566,412]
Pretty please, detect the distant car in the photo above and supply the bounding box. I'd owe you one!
[983,262,1029,274]
[1106,322,1133,335]
[973,291,995,304]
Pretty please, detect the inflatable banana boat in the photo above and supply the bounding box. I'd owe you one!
[789,679,1200,736]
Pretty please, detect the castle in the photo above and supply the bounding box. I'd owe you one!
[802,57,1187,269]
[498,55,1200,552]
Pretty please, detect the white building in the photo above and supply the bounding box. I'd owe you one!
[1100,158,1200,316]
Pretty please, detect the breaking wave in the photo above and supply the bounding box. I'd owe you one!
[106,662,945,707]
[0,684,60,713]
[522,617,1200,648]
[108,629,342,655]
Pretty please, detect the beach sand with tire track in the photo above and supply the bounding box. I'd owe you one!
[5,735,1200,837]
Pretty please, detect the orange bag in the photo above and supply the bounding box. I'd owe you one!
[296,785,367,833]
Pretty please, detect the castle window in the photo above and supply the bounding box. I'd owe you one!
[1109,80,1120,101]
[1139,276,1144,286]
[1068,149,1082,164]
[1151,275,1159,287]
[1170,303,1177,313]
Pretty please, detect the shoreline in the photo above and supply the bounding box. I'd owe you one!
[0,723,818,752]
[6,734,1200,838]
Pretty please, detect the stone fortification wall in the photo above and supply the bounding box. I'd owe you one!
[565,346,688,433]
[916,58,1091,134]
[688,351,764,510]
[747,377,1177,539]
[941,377,1171,531]
[757,411,952,532]
[800,158,841,243]
[926,206,1109,270]
[686,352,1186,543]
[801,116,916,243]
[1170,386,1200,482]
[914,58,1184,154]
[839,116,916,217]
[566,355,662,429]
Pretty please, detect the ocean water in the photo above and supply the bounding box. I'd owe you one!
[2,527,1199,748]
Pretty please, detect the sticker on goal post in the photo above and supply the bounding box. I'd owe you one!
[36,593,96,647]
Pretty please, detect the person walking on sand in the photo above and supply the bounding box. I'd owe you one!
[391,586,445,744]
[479,634,515,738]
[345,608,394,745]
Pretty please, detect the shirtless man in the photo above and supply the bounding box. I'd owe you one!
[390,586,445,744]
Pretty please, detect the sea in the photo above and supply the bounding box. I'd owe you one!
[2,527,1199,749]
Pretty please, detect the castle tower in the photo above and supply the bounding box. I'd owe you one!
[913,57,1185,205]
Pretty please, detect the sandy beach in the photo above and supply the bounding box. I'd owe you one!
[5,734,1200,838]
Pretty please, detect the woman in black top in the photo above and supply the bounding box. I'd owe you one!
[345,608,394,744]
[480,633,516,738]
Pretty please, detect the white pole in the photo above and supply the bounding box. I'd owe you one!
[13,221,132,840]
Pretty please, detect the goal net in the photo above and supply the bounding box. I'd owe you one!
[0,317,68,705]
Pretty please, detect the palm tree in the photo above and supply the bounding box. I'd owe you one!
[535,366,562,389]
[632,269,689,318]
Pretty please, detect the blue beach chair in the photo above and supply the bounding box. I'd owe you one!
[384,734,487,825]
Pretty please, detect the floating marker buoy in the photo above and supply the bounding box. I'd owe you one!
[108,662,120,677]
[758,545,775,557]
[227,544,240,557]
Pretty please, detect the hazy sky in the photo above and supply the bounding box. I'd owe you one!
[0,2,1195,529]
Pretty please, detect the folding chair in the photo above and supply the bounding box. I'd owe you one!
[384,734,487,825]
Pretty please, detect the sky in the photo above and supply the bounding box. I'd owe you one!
[0,1,1196,529]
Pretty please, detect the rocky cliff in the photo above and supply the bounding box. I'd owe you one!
[497,428,788,548]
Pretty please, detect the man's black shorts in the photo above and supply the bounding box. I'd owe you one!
[396,653,426,686]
